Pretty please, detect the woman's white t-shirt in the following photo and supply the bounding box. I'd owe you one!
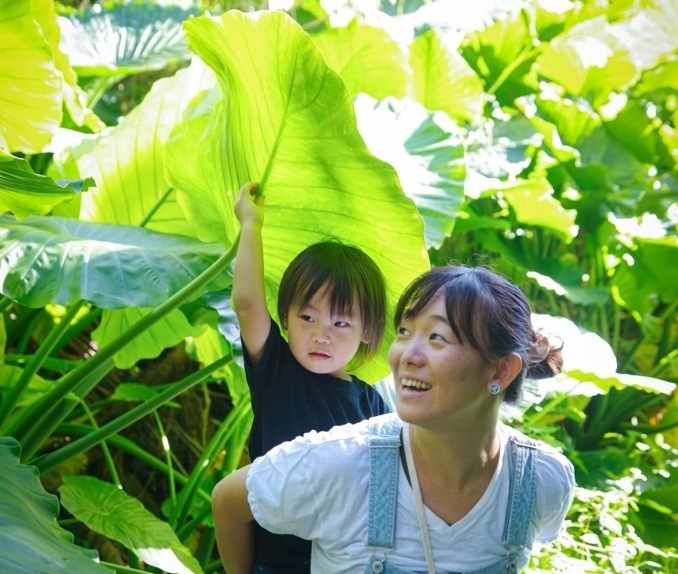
[246,416,574,574]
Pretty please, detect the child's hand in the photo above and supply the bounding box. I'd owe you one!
[234,181,264,226]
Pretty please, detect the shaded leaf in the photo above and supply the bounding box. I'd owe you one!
[0,437,112,574]
[59,2,199,77]
[0,215,227,308]
[59,475,203,574]
[354,95,466,249]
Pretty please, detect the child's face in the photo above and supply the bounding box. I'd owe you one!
[286,287,369,380]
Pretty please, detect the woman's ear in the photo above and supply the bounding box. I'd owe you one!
[494,353,523,391]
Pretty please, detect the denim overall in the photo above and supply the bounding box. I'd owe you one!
[364,416,537,574]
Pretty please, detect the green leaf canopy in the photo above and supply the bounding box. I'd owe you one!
[176,10,430,381]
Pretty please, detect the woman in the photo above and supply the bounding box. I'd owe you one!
[213,265,575,574]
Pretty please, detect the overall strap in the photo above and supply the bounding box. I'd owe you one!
[367,415,402,550]
[502,433,538,561]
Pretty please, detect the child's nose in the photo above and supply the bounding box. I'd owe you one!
[313,325,330,344]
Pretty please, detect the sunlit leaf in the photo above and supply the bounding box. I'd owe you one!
[93,307,205,369]
[0,150,94,219]
[0,0,62,153]
[410,28,485,124]
[460,8,539,105]
[71,59,216,237]
[537,16,636,106]
[502,178,577,242]
[177,10,430,382]
[311,19,408,99]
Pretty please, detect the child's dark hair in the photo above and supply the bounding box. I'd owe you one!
[277,240,387,369]
[394,265,563,404]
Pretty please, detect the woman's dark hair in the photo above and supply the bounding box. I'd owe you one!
[278,240,387,369]
[393,265,563,404]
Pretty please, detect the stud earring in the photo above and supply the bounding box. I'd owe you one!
[488,381,501,395]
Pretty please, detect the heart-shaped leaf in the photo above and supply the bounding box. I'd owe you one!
[176,10,430,381]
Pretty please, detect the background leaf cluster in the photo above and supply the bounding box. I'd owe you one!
[0,0,676,572]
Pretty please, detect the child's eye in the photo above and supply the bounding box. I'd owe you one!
[334,320,350,328]
[396,326,410,337]
[300,314,314,322]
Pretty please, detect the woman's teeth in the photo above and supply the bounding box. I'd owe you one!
[401,378,432,391]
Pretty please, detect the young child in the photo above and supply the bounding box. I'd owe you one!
[232,181,391,573]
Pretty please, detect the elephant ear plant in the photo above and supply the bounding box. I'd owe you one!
[0,6,428,573]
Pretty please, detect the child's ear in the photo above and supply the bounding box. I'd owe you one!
[282,315,288,330]
[361,330,371,345]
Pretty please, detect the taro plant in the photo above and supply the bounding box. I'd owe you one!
[0,0,676,572]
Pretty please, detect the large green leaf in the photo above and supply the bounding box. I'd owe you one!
[310,19,408,99]
[49,60,222,367]
[58,1,199,77]
[353,95,466,249]
[537,16,637,107]
[70,59,215,236]
[177,10,430,382]
[0,149,95,219]
[0,437,112,574]
[460,7,540,106]
[611,235,678,319]
[410,28,485,124]
[0,0,62,154]
[0,215,227,309]
[59,475,203,574]
[502,178,577,243]
[93,307,206,369]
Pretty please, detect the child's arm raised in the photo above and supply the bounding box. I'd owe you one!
[233,182,270,365]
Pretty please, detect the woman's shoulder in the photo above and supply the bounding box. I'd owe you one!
[498,423,574,482]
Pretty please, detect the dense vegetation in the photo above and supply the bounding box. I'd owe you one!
[0,0,676,572]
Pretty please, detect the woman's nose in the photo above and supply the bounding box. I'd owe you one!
[400,339,424,365]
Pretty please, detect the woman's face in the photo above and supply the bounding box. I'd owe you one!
[388,291,497,429]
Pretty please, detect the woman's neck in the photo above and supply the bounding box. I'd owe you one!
[409,422,500,490]
[405,422,501,525]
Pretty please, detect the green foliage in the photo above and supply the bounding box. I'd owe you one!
[0,437,113,574]
[0,0,676,572]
